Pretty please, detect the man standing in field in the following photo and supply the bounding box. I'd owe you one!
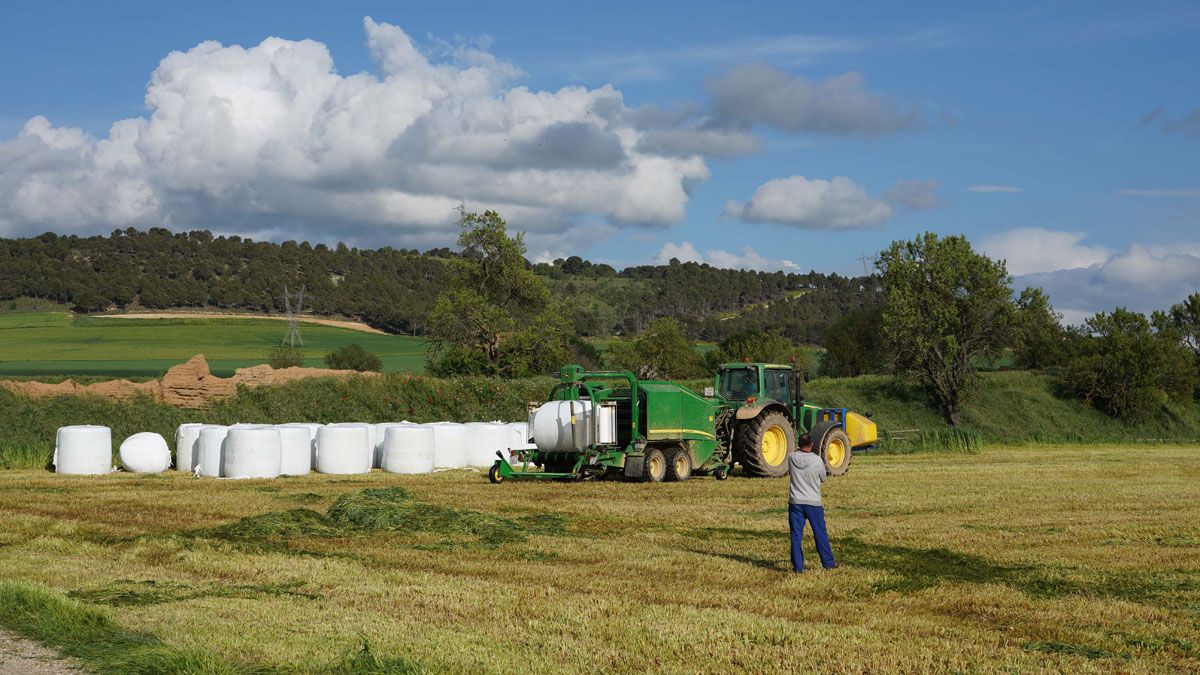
[788,434,837,573]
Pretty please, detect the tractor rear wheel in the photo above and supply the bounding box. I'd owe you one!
[666,448,692,482]
[811,421,852,476]
[642,447,668,483]
[736,411,795,477]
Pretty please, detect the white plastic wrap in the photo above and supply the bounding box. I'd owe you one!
[464,422,514,467]
[281,423,321,465]
[381,425,435,474]
[373,423,411,468]
[175,423,205,472]
[316,425,372,474]
[195,426,229,477]
[118,432,171,473]
[507,422,531,445]
[54,425,112,475]
[531,400,596,451]
[274,425,314,476]
[223,427,283,479]
[428,422,468,468]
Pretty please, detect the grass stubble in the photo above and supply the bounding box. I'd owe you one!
[0,447,1196,673]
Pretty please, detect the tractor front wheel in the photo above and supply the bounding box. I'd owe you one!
[666,448,692,482]
[642,447,668,483]
[811,422,852,476]
[736,411,795,477]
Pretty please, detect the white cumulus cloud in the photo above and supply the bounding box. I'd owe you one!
[651,241,801,272]
[723,175,932,229]
[1013,240,1200,323]
[980,228,1110,275]
[0,18,716,245]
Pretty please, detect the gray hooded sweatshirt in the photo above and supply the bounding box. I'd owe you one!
[788,451,827,506]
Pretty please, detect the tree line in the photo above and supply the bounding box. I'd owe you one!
[0,228,874,343]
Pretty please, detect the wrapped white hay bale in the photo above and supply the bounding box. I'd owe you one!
[428,422,468,468]
[274,425,314,476]
[119,432,171,474]
[507,422,531,445]
[381,425,435,474]
[531,400,603,451]
[175,423,206,472]
[373,423,413,468]
[316,425,371,474]
[195,426,230,477]
[223,427,282,479]
[54,425,112,475]
[464,422,514,467]
[281,423,321,465]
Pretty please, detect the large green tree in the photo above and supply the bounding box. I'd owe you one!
[820,305,885,377]
[426,211,574,377]
[1010,287,1068,369]
[878,232,1014,426]
[604,317,705,379]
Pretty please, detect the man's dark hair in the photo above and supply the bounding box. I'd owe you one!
[797,433,813,449]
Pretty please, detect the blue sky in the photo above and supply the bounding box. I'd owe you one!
[1,0,1198,320]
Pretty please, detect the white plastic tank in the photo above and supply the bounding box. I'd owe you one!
[119,432,171,474]
[274,425,314,476]
[428,422,468,468]
[175,423,206,472]
[464,422,514,467]
[316,424,372,474]
[195,425,230,477]
[381,425,435,474]
[54,425,112,475]
[223,427,283,479]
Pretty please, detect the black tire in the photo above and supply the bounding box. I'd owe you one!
[735,410,795,478]
[713,465,730,480]
[811,421,852,476]
[487,463,503,484]
[665,447,692,482]
[642,447,668,483]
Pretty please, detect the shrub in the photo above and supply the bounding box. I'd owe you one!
[268,345,304,369]
[1063,308,1197,420]
[324,343,383,372]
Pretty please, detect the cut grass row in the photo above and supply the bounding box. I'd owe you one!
[0,447,1196,672]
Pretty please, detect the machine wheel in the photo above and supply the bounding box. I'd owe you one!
[736,410,795,478]
[812,422,852,476]
[713,465,730,481]
[487,463,504,484]
[642,447,668,483]
[666,448,692,482]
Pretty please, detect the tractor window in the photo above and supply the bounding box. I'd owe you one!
[719,367,758,400]
[765,369,792,403]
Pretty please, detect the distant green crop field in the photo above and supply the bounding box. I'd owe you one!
[0,313,427,378]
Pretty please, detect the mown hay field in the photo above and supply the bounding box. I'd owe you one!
[0,446,1196,673]
[0,312,428,378]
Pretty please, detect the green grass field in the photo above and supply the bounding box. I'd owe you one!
[0,312,428,377]
[0,446,1196,672]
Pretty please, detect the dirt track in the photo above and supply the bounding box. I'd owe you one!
[0,629,80,674]
[98,312,386,334]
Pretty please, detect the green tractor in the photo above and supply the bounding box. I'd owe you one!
[489,363,876,483]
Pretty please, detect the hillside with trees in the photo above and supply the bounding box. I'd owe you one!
[0,228,878,343]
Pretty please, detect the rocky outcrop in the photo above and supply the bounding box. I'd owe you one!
[0,354,378,408]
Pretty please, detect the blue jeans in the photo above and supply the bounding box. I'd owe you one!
[789,503,835,572]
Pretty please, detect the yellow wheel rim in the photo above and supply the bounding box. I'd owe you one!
[674,454,687,475]
[648,455,663,478]
[826,438,847,469]
[762,425,787,466]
